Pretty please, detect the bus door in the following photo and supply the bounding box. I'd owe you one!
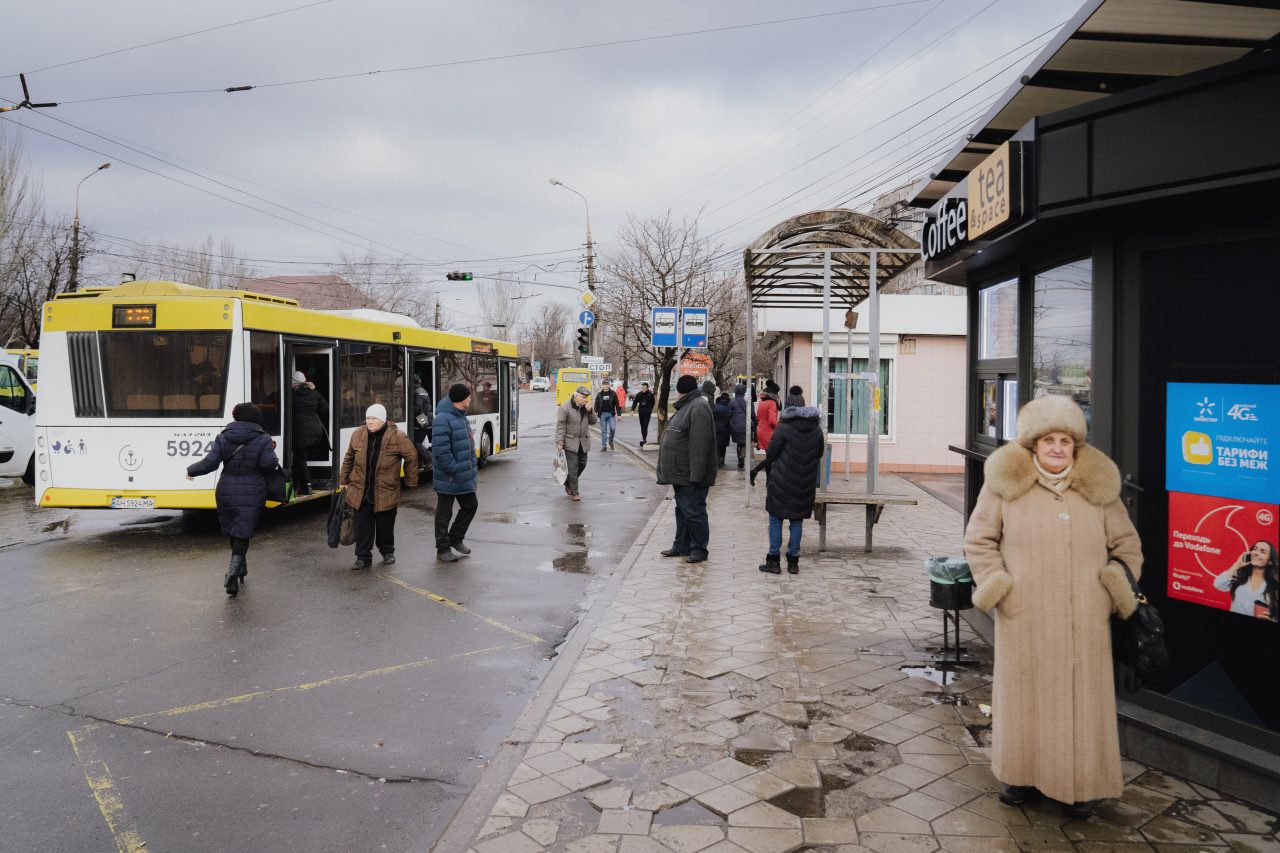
[408,350,437,460]
[503,360,518,449]
[285,340,337,493]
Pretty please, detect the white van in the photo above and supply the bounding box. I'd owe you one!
[0,353,36,484]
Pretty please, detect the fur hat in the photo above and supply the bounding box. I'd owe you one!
[365,403,387,422]
[448,383,471,403]
[676,375,698,394]
[1016,394,1087,448]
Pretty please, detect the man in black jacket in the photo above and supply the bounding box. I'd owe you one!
[631,382,655,447]
[656,374,718,564]
[594,379,621,451]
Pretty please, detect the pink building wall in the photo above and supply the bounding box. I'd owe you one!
[782,334,965,474]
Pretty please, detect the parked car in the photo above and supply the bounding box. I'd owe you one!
[0,353,36,484]
[529,376,551,392]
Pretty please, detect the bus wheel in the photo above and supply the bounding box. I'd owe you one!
[477,426,493,469]
[21,454,34,486]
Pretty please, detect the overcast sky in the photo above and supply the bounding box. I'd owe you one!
[2,0,1083,332]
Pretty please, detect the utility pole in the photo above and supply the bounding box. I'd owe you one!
[433,297,443,330]
[69,162,111,292]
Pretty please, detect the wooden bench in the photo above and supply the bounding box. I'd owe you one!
[814,493,918,552]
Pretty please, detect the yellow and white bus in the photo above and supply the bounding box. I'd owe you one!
[33,280,519,509]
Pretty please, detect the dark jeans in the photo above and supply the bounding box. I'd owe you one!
[638,410,652,443]
[291,446,314,493]
[565,448,588,496]
[354,502,396,560]
[435,491,478,552]
[229,536,249,557]
[671,484,710,559]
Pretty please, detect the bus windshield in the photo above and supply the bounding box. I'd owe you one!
[100,331,230,417]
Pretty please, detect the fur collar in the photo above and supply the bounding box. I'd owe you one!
[780,405,820,421]
[983,442,1121,505]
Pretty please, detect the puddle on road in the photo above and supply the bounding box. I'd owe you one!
[900,665,958,686]
[652,799,722,825]
[769,770,854,819]
[481,512,519,523]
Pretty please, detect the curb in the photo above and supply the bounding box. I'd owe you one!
[424,464,672,852]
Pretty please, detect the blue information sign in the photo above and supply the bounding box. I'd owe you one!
[680,306,709,349]
[651,307,678,348]
[1166,382,1280,503]
[578,310,595,327]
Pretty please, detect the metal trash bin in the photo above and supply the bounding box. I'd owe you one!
[926,556,973,611]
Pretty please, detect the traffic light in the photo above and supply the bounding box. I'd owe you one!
[575,327,590,354]
[446,271,473,281]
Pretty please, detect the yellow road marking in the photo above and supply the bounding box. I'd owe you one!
[376,571,546,644]
[67,725,147,853]
[114,642,523,725]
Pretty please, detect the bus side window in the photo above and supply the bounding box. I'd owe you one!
[0,366,29,413]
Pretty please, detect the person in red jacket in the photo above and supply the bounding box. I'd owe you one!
[756,379,781,451]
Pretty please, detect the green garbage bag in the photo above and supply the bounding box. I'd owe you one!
[926,556,971,585]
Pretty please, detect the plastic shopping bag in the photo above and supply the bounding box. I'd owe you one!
[552,449,569,485]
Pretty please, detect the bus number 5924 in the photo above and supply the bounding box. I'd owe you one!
[167,440,214,457]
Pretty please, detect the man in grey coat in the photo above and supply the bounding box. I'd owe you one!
[657,374,718,563]
[555,385,597,501]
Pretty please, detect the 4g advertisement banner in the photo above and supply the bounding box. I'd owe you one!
[1166,382,1279,622]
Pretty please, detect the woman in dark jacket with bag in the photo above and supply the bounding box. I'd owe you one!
[341,403,419,570]
[186,402,280,597]
[729,384,749,469]
[712,393,732,466]
[759,387,823,576]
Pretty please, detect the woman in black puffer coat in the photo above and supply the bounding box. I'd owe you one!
[713,393,732,466]
[760,386,824,576]
[187,402,280,596]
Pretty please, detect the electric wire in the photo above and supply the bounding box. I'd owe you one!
[56,1,934,105]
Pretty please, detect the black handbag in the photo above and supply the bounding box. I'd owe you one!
[264,464,291,504]
[1110,558,1169,692]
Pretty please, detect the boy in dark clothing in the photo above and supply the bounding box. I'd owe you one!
[631,382,655,447]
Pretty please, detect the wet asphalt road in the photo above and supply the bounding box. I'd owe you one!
[0,392,665,852]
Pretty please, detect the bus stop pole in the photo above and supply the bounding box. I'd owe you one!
[820,250,831,494]
[745,288,754,507]
[867,251,880,496]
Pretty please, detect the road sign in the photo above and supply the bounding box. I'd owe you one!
[651,307,678,347]
[577,290,596,309]
[533,360,542,372]
[587,363,613,373]
[581,355,603,364]
[578,309,595,327]
[680,306,709,349]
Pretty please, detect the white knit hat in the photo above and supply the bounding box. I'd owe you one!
[292,370,307,384]
[365,403,387,422]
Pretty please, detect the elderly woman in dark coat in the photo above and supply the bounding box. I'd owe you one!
[758,386,824,575]
[186,402,280,597]
[712,393,733,466]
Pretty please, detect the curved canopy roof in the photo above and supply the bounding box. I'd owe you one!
[743,209,919,309]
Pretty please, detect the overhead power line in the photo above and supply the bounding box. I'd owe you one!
[57,1,933,105]
[3,1,336,79]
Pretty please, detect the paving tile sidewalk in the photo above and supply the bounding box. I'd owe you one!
[459,431,1280,852]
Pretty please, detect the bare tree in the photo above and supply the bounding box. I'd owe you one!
[0,125,46,344]
[598,212,728,437]
[477,271,530,338]
[330,249,436,326]
[2,215,78,347]
[122,234,257,289]
[520,303,571,376]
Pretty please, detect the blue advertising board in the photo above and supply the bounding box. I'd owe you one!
[680,306,709,349]
[1166,382,1280,503]
[651,307,678,348]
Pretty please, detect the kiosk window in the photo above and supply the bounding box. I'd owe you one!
[979,279,1018,360]
[1032,259,1092,426]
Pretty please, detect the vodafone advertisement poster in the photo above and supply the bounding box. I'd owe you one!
[1168,491,1278,620]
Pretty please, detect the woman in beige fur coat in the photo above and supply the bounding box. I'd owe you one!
[964,394,1143,818]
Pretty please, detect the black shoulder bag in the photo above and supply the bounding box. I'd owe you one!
[1110,558,1169,692]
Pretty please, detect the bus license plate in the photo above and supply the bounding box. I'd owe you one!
[110,497,155,509]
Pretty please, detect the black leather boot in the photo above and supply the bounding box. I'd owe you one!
[758,554,781,574]
[225,555,246,596]
[998,784,1037,806]
[786,554,799,574]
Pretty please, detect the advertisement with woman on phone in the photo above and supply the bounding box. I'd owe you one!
[1167,491,1278,621]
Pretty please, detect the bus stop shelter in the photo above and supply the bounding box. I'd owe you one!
[742,209,921,549]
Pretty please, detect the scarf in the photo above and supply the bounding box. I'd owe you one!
[1032,456,1073,496]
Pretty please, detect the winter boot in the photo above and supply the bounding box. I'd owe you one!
[786,554,799,574]
[238,555,248,579]
[225,555,246,596]
[758,553,781,574]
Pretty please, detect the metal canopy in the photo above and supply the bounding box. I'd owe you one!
[742,210,921,506]
[908,0,1280,208]
[743,210,919,309]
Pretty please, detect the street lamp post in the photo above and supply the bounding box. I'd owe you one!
[69,162,111,292]
[549,177,596,356]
